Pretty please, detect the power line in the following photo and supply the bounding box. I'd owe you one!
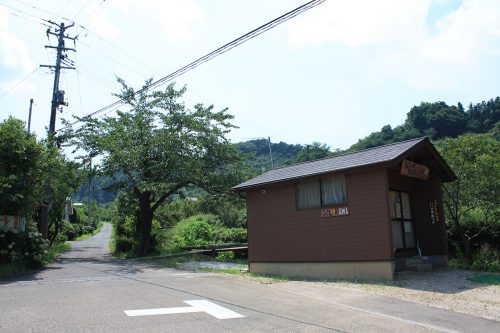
[72,0,93,21]
[0,3,51,27]
[77,24,157,75]
[0,67,39,99]
[65,0,326,129]
[11,0,73,22]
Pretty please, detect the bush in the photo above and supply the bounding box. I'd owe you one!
[168,214,217,250]
[113,215,136,253]
[0,231,49,268]
[449,244,500,273]
[212,227,247,243]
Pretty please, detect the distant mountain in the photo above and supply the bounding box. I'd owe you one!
[350,97,500,150]
[236,139,303,171]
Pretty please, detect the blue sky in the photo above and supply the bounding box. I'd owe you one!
[1,0,499,149]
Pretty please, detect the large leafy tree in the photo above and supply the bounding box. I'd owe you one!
[0,117,80,241]
[0,117,42,216]
[69,79,243,255]
[437,134,500,262]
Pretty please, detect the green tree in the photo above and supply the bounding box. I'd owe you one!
[294,142,331,162]
[0,117,43,216]
[0,117,80,243]
[69,79,244,255]
[437,134,500,262]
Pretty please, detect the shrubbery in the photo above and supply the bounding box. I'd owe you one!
[167,214,247,251]
[0,230,49,268]
[450,244,500,273]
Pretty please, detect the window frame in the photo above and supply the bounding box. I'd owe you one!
[295,174,348,210]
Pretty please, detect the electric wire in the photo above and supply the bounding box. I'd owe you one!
[63,0,327,130]
[77,0,109,27]
[11,0,73,22]
[78,39,150,79]
[4,1,157,78]
[77,24,157,75]
[72,0,93,21]
[0,4,51,27]
[0,67,39,99]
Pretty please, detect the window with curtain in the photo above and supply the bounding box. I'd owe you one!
[296,174,347,209]
[296,180,321,209]
[321,175,347,206]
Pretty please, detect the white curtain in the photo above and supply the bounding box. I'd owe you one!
[297,180,321,208]
[321,175,346,205]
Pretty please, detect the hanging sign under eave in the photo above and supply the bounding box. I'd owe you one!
[400,159,430,180]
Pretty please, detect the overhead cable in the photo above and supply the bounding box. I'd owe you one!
[66,0,326,126]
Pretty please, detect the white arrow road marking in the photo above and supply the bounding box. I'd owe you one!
[124,300,245,320]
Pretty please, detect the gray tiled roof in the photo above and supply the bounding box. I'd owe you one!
[233,137,428,190]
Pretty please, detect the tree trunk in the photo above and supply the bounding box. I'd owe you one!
[137,192,153,256]
[455,218,473,263]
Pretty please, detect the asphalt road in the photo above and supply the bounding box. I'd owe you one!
[1,224,499,333]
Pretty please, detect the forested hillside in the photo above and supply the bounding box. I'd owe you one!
[350,97,500,150]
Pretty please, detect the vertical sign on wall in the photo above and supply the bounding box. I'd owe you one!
[429,200,439,224]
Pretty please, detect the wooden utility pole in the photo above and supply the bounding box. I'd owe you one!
[267,137,274,169]
[40,21,77,137]
[38,22,77,238]
[27,98,33,133]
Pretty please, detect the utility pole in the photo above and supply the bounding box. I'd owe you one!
[267,137,274,169]
[40,21,77,138]
[38,22,76,238]
[88,158,92,228]
[27,98,33,133]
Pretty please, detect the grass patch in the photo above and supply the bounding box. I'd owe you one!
[75,224,104,241]
[467,274,500,285]
[45,242,71,262]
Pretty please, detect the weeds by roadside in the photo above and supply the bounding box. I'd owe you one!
[0,241,71,279]
[449,245,500,273]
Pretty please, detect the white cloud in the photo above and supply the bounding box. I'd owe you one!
[287,0,430,48]
[87,10,120,39]
[286,0,500,89]
[0,9,35,73]
[112,0,205,42]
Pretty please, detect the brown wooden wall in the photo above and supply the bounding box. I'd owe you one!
[247,168,393,262]
[388,170,448,255]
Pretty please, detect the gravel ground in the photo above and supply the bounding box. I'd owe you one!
[179,263,499,321]
[325,268,500,322]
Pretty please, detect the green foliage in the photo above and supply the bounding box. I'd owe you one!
[215,251,235,261]
[293,142,333,163]
[170,215,215,249]
[0,230,49,268]
[351,97,500,150]
[449,244,500,273]
[437,134,500,261]
[0,117,42,215]
[67,79,246,255]
[165,213,247,252]
[212,227,247,244]
[237,139,303,171]
[0,117,81,246]
[113,215,136,253]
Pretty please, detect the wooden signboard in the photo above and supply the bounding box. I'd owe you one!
[429,199,440,224]
[400,159,430,180]
[1,215,26,233]
[321,207,349,218]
